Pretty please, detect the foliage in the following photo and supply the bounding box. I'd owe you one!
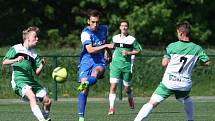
[0,0,215,47]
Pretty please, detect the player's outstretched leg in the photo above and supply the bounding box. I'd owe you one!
[134,103,153,121]
[78,76,97,91]
[78,92,88,121]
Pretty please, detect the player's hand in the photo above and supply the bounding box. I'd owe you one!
[121,50,128,56]
[15,56,24,62]
[105,44,114,49]
[40,58,46,66]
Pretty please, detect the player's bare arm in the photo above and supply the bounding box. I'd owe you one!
[36,58,46,76]
[85,44,114,54]
[2,56,24,65]
[121,50,140,56]
[161,57,170,67]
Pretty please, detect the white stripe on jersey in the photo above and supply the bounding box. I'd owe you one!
[13,44,37,59]
[81,32,91,43]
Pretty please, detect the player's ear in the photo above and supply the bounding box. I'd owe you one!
[87,19,90,25]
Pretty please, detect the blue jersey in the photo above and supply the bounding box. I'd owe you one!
[79,25,108,65]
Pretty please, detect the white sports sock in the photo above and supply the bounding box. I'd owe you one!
[31,105,45,120]
[134,103,153,121]
[184,98,193,121]
[109,93,116,108]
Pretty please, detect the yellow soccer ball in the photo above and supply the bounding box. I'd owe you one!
[52,67,68,83]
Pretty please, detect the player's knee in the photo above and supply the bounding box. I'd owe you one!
[43,96,52,105]
[124,87,131,94]
[177,97,192,104]
[184,97,192,103]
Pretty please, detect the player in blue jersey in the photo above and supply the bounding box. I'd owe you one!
[77,9,114,121]
[134,22,210,121]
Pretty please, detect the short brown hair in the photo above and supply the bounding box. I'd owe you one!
[176,21,191,36]
[120,20,129,27]
[22,26,39,40]
[87,9,101,19]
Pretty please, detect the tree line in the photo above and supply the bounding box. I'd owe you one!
[0,0,214,48]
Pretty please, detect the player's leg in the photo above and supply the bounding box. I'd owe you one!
[32,82,52,120]
[175,91,193,121]
[123,72,134,110]
[108,79,118,115]
[78,78,89,121]
[24,86,45,121]
[78,64,105,91]
[108,64,121,115]
[134,83,172,121]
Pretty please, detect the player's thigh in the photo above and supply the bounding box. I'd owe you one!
[122,72,132,86]
[91,63,106,78]
[13,80,31,97]
[78,62,93,82]
[31,81,48,101]
[152,83,174,102]
[110,64,121,79]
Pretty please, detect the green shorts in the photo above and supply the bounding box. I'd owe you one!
[154,83,190,99]
[13,78,45,97]
[110,61,132,82]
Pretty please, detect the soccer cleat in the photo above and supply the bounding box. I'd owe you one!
[78,81,89,91]
[79,117,85,121]
[128,97,135,110]
[46,118,51,121]
[108,108,115,115]
[40,118,51,121]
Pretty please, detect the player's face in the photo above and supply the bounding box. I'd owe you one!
[26,31,38,48]
[120,22,128,35]
[88,16,100,31]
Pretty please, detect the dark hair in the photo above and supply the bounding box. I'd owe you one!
[176,21,191,36]
[120,20,129,27]
[87,9,101,19]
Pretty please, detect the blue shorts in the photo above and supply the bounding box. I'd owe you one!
[78,62,106,82]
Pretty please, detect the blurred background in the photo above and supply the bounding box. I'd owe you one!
[0,0,214,99]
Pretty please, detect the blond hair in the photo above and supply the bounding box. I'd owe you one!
[22,26,40,40]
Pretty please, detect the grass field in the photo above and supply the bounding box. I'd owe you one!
[0,97,215,121]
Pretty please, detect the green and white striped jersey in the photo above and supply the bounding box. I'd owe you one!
[162,40,209,91]
[3,44,41,81]
[112,34,142,62]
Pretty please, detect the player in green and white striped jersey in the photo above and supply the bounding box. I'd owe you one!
[134,22,210,121]
[108,20,143,115]
[2,27,51,121]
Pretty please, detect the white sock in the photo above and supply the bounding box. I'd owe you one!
[134,103,153,121]
[109,93,116,108]
[184,98,193,121]
[31,105,45,120]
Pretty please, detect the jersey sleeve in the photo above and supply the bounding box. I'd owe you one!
[81,32,92,46]
[163,44,172,59]
[3,47,16,60]
[133,40,143,51]
[198,47,209,62]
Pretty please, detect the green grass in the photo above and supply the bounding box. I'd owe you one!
[0,97,215,121]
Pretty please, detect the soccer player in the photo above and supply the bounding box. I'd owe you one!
[77,9,114,121]
[2,26,52,121]
[134,22,210,121]
[108,20,142,115]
